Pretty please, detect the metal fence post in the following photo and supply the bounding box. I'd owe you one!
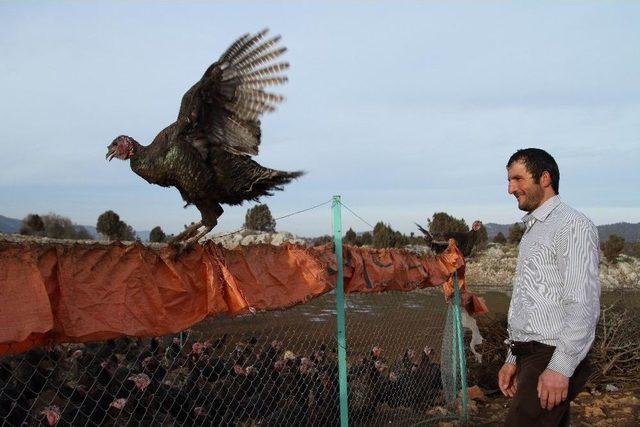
[453,271,468,423]
[332,195,349,427]
[451,304,459,399]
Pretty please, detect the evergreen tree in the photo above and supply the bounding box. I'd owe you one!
[97,210,122,240]
[120,223,137,241]
[623,242,640,259]
[19,213,45,236]
[601,234,625,263]
[344,228,357,245]
[428,212,468,235]
[244,204,276,232]
[493,232,507,244]
[373,222,396,248]
[149,226,167,243]
[394,230,409,247]
[508,223,525,244]
[359,231,373,246]
[312,235,333,246]
[97,210,136,241]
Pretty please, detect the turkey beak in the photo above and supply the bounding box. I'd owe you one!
[106,147,116,161]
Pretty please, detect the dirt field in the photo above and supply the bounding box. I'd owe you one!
[464,388,640,427]
[190,288,451,365]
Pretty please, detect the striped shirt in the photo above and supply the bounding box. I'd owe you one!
[506,195,600,377]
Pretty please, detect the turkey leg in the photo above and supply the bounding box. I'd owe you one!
[185,224,214,245]
[182,203,222,244]
[168,221,202,243]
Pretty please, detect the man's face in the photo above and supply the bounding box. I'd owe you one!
[507,161,545,213]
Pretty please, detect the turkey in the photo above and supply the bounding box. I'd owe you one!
[106,29,303,243]
[416,220,483,257]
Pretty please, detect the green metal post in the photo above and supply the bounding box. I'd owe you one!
[332,195,349,427]
[453,271,468,422]
[451,305,458,398]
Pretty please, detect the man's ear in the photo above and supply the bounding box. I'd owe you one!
[541,171,552,188]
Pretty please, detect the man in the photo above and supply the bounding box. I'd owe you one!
[499,148,600,426]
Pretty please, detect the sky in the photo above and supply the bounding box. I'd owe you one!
[1,1,639,237]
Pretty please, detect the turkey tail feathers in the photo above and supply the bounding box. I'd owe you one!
[261,170,304,190]
[415,223,455,254]
[256,170,305,197]
[415,223,434,243]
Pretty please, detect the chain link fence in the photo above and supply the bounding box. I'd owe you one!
[0,287,467,426]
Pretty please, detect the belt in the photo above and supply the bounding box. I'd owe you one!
[505,340,555,357]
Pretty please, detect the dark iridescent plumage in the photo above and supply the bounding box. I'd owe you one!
[415,220,483,257]
[106,29,303,242]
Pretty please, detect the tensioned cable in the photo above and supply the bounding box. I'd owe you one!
[212,199,332,239]
[274,199,332,221]
[337,200,374,230]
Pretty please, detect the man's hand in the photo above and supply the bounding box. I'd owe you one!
[537,369,569,410]
[498,363,517,397]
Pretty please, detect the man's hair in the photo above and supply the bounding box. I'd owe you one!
[507,148,560,194]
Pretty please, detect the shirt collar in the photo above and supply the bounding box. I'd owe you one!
[522,195,561,224]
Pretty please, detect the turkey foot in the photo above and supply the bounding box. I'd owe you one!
[168,221,202,244]
[184,224,214,246]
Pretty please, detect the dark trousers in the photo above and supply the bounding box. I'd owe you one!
[504,342,591,427]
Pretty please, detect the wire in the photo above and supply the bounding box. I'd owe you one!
[274,200,332,221]
[338,200,375,230]
[213,227,246,239]
[212,199,332,239]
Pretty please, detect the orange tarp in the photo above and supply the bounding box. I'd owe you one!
[313,240,464,293]
[319,241,487,316]
[0,238,485,355]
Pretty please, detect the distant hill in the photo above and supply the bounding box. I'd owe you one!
[597,222,640,243]
[0,215,21,233]
[484,223,512,240]
[485,221,640,242]
[0,214,150,241]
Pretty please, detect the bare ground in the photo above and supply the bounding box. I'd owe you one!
[463,388,640,427]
